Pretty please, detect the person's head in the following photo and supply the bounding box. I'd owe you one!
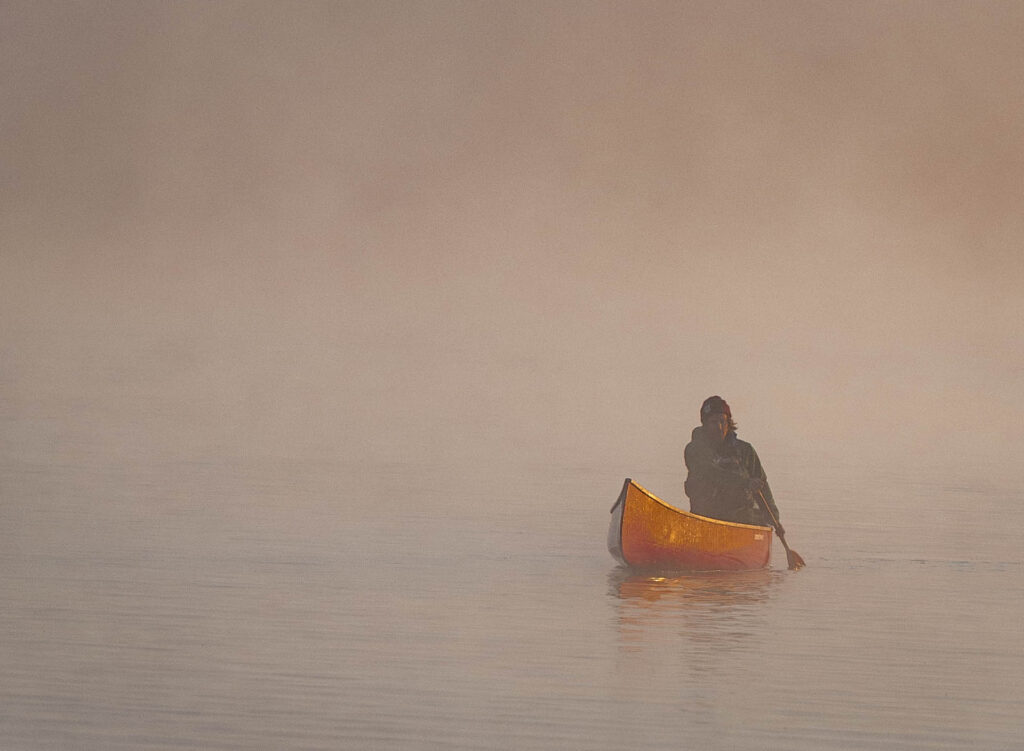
[700,395,737,445]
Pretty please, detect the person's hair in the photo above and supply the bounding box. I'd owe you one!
[701,412,738,433]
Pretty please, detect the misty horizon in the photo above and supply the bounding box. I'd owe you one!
[3,1,1022,478]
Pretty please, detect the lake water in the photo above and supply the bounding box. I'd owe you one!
[2,448,1021,750]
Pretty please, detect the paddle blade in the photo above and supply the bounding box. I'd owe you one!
[786,548,806,570]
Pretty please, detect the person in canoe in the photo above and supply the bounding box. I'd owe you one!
[684,395,783,533]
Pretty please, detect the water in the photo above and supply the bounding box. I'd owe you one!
[2,453,1021,750]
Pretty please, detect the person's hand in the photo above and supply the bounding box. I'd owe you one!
[775,523,785,537]
[746,477,765,494]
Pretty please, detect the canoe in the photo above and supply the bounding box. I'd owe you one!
[608,478,773,571]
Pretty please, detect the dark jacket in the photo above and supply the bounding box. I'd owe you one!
[684,426,780,526]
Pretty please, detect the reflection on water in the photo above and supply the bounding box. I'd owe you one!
[608,567,784,653]
[609,567,780,607]
[603,567,793,741]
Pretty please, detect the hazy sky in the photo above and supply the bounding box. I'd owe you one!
[3,1,1022,476]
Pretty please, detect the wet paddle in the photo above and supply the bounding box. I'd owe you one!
[756,489,805,570]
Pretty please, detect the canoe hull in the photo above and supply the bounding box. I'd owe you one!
[608,478,772,571]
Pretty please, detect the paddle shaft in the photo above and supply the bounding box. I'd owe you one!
[755,489,800,561]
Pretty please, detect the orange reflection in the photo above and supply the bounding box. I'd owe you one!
[609,567,778,605]
[608,567,782,650]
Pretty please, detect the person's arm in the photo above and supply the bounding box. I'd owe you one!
[745,446,781,525]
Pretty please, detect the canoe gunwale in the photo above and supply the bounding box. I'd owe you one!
[627,480,772,532]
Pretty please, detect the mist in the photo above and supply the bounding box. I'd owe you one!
[3,1,1022,486]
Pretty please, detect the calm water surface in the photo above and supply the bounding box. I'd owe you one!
[1,455,1021,749]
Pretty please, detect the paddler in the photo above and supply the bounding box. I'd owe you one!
[684,395,783,532]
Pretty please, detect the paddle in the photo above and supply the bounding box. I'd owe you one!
[755,489,805,570]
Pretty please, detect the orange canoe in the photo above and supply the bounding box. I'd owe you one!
[608,478,773,570]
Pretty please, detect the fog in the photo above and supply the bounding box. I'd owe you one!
[3,1,1023,483]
